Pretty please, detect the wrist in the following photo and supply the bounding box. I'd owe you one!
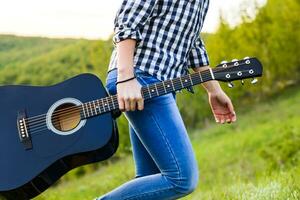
[117,67,134,79]
[203,80,223,94]
[116,75,136,86]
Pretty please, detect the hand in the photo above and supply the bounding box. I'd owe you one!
[116,77,144,112]
[208,90,236,124]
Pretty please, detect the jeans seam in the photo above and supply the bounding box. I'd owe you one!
[147,107,182,182]
[136,75,149,86]
[124,186,174,200]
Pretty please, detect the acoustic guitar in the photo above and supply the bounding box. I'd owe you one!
[0,57,262,199]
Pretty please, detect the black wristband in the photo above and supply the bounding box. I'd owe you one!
[116,75,136,86]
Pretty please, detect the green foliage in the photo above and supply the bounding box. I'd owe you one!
[0,0,299,186]
[177,0,300,129]
[0,35,132,175]
[34,84,300,200]
[0,35,76,68]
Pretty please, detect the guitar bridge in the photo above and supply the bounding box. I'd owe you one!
[17,109,32,150]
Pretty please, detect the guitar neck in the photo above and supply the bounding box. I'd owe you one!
[80,69,214,119]
[141,69,214,100]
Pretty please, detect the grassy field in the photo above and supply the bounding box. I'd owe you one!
[34,85,300,200]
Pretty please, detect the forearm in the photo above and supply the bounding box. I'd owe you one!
[116,39,137,79]
[192,66,222,93]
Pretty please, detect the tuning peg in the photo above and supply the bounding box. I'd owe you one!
[231,59,238,62]
[251,78,258,84]
[244,56,250,60]
[220,60,228,68]
[241,80,245,85]
[227,82,234,88]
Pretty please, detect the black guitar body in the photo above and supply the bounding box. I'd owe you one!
[0,74,119,200]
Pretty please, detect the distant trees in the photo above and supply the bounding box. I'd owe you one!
[177,0,300,129]
[0,0,298,177]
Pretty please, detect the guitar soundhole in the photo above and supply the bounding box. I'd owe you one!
[51,103,81,132]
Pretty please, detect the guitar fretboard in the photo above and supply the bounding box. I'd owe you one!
[80,69,214,119]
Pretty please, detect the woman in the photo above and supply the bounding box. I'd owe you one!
[96,0,236,199]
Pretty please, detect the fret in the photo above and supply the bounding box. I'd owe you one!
[173,78,182,91]
[191,73,199,86]
[179,77,184,88]
[188,74,194,86]
[199,71,203,82]
[105,97,112,111]
[95,100,101,114]
[101,98,106,112]
[164,80,173,93]
[171,80,175,91]
[147,86,152,98]
[97,99,103,113]
[88,102,93,116]
[105,97,111,112]
[111,96,116,110]
[209,68,215,80]
[92,101,97,115]
[154,83,159,96]
[84,103,90,118]
[81,104,86,118]
[182,76,190,88]
[78,69,218,116]
[148,85,157,97]
[162,81,167,94]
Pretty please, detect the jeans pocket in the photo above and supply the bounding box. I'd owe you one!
[135,72,161,87]
[105,68,173,98]
[105,70,118,95]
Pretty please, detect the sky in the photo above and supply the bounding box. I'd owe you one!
[0,0,266,40]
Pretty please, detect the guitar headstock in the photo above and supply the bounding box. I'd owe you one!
[213,57,263,88]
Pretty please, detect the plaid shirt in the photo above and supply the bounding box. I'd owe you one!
[108,0,210,87]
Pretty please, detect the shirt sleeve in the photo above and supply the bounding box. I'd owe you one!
[113,0,159,46]
[187,37,210,68]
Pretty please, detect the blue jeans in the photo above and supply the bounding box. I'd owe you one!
[96,68,199,200]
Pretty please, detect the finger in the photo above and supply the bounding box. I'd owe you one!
[225,114,232,123]
[118,97,125,112]
[137,99,144,110]
[129,99,137,111]
[215,116,220,123]
[213,114,221,123]
[231,113,237,122]
[220,115,226,124]
[124,99,130,111]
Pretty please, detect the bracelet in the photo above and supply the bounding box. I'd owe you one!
[116,75,136,85]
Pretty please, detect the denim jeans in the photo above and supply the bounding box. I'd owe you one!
[96,68,199,200]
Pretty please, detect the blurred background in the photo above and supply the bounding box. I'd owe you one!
[0,0,299,199]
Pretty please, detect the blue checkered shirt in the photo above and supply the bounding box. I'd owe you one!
[108,0,210,86]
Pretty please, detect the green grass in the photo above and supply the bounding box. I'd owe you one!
[35,86,300,200]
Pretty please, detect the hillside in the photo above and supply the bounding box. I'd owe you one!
[33,85,300,200]
[0,0,299,198]
[0,35,77,68]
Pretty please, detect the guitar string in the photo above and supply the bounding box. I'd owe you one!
[26,92,120,126]
[27,66,252,134]
[26,64,241,123]
[28,75,197,132]
[28,68,253,135]
[28,71,215,134]
[25,66,230,121]
[26,60,250,120]
[26,69,214,126]
[28,66,252,133]
[28,96,118,129]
